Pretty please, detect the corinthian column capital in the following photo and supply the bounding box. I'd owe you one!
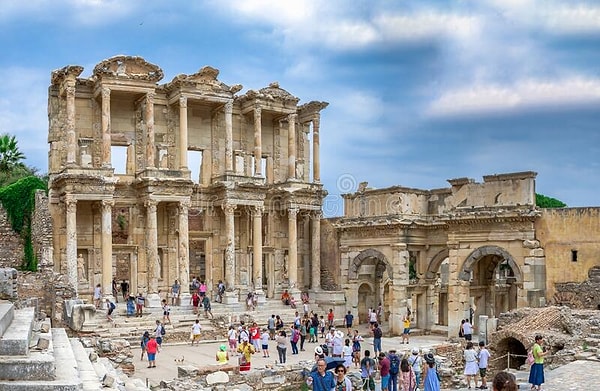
[223,203,237,216]
[179,95,187,108]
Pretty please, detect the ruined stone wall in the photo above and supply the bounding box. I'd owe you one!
[32,190,54,271]
[536,207,600,301]
[319,218,340,290]
[17,270,76,326]
[0,205,25,269]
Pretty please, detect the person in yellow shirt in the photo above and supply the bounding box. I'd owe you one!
[402,316,411,344]
[215,344,229,365]
[237,337,256,371]
[528,335,548,391]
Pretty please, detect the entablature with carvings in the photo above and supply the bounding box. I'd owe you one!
[92,55,164,83]
[164,65,242,98]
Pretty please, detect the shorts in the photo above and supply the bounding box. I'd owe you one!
[147,353,156,361]
[464,334,472,341]
[362,377,375,391]
[262,344,269,350]
[108,308,114,315]
[403,328,410,334]
[381,374,390,389]
[163,311,170,316]
[479,367,487,377]
[193,334,201,341]
[199,292,206,297]
[229,339,237,348]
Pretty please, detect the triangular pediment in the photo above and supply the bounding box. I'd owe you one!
[167,66,242,95]
[92,55,163,82]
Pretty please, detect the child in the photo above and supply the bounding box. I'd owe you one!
[261,328,270,358]
[319,316,326,338]
[140,330,150,360]
[162,299,171,325]
[478,340,491,389]
[106,299,115,323]
[309,323,317,343]
[191,319,202,346]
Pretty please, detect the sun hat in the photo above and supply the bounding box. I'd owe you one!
[335,330,344,339]
[424,353,435,364]
[220,344,227,351]
[315,346,324,355]
[412,347,419,354]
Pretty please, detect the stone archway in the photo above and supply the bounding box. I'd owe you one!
[358,283,374,324]
[459,245,522,283]
[349,249,393,280]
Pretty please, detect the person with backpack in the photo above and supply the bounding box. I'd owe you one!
[387,349,401,391]
[106,299,116,323]
[290,325,300,354]
[155,319,165,349]
[360,349,376,391]
[372,323,383,355]
[140,330,150,360]
[408,348,423,389]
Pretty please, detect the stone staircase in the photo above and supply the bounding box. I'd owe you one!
[83,298,322,345]
[0,301,105,390]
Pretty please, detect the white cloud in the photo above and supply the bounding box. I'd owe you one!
[427,77,600,117]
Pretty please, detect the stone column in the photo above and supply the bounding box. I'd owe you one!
[288,207,299,294]
[287,113,297,180]
[145,199,161,307]
[101,200,114,301]
[65,196,78,294]
[179,96,188,170]
[223,203,238,304]
[310,211,321,291]
[447,245,469,337]
[253,106,262,176]
[65,82,77,165]
[178,200,191,304]
[390,243,409,334]
[252,206,264,298]
[101,87,111,167]
[145,92,156,169]
[224,100,233,172]
[312,115,321,182]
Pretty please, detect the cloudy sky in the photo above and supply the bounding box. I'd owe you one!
[0,0,598,216]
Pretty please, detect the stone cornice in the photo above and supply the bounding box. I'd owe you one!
[92,55,163,82]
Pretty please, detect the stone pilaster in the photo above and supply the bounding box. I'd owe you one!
[447,244,470,337]
[179,96,188,169]
[390,243,409,334]
[145,92,156,169]
[253,106,262,176]
[101,200,114,301]
[287,113,297,180]
[101,87,111,167]
[65,83,77,165]
[312,115,320,182]
[224,100,233,172]
[288,207,299,293]
[223,203,237,289]
[311,211,321,291]
[252,205,264,293]
[178,200,190,294]
[145,199,160,306]
[65,196,78,294]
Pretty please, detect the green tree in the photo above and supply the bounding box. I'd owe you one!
[0,134,25,173]
[536,193,567,208]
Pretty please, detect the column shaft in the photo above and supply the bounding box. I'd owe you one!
[65,197,78,293]
[178,201,190,294]
[179,96,188,169]
[223,204,236,288]
[287,113,297,179]
[101,88,111,167]
[146,200,159,293]
[288,207,299,288]
[253,106,262,176]
[312,115,320,182]
[101,200,114,298]
[145,93,156,168]
[224,101,233,172]
[310,211,321,291]
[65,83,77,165]
[252,206,264,292]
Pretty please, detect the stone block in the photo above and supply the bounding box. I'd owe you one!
[206,371,229,385]
[262,375,286,384]
[523,239,539,249]
[102,373,117,387]
[40,321,51,333]
[530,248,544,257]
[37,336,50,350]
[178,365,198,378]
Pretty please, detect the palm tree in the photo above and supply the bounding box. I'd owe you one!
[0,134,26,173]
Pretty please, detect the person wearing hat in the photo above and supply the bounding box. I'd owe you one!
[215,344,229,365]
[314,345,325,361]
[332,329,345,357]
[422,353,440,391]
[146,335,158,368]
[237,336,256,371]
[408,347,423,389]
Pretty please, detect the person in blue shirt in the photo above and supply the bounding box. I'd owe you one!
[307,358,336,391]
[344,311,354,335]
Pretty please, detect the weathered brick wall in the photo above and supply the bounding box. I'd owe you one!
[32,190,54,271]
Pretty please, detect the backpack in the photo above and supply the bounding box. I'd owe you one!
[389,354,400,374]
[373,327,382,339]
[160,325,166,336]
[109,301,116,310]
[291,329,300,343]
[527,350,535,365]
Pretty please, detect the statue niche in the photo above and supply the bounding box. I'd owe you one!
[112,208,129,244]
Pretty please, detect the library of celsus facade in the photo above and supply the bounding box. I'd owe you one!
[47,55,327,306]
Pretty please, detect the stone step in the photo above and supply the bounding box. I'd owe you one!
[0,330,55,381]
[70,338,102,391]
[0,303,15,338]
[0,307,34,355]
[0,328,82,390]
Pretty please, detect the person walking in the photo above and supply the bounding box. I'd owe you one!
[463,319,474,341]
[261,328,271,358]
[306,358,336,391]
[190,290,200,315]
[290,325,300,355]
[120,279,129,301]
[344,310,354,335]
[154,319,165,350]
[170,279,180,306]
[478,340,491,389]
[135,292,145,317]
[300,318,307,351]
[387,349,401,391]
[372,322,383,356]
[190,319,202,346]
[276,330,288,364]
[162,299,171,325]
[352,329,364,368]
[528,335,548,391]
[423,353,440,391]
[227,325,238,356]
[268,314,276,340]
[334,363,353,391]
[105,299,115,323]
[343,338,353,369]
[146,335,158,368]
[360,350,376,391]
[202,295,213,319]
[140,330,150,360]
[112,277,119,302]
[94,284,102,309]
[464,341,479,389]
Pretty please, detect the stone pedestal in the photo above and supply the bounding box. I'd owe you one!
[255,290,267,305]
[179,293,192,308]
[146,293,162,308]
[222,291,239,305]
